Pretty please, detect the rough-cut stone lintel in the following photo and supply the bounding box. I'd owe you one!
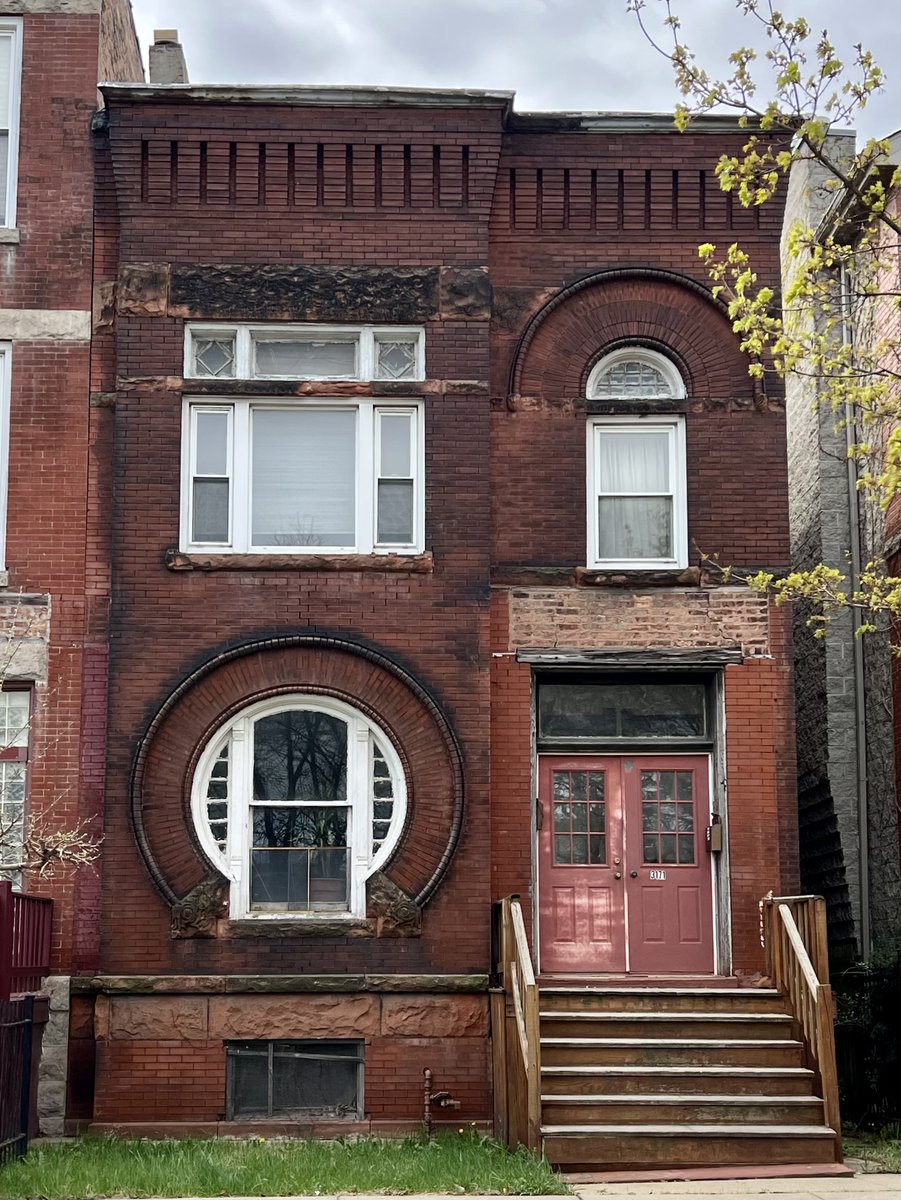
[71,973,489,995]
[117,377,489,398]
[164,550,435,574]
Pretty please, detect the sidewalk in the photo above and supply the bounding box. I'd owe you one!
[573,1171,900,1198]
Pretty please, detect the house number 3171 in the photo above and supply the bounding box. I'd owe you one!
[649,869,667,880]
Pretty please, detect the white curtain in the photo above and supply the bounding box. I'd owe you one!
[597,429,672,559]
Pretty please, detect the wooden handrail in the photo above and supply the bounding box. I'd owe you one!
[491,895,541,1152]
[761,893,841,1158]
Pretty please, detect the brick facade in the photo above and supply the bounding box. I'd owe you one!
[31,82,800,1133]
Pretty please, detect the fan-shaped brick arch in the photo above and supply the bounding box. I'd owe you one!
[511,268,755,402]
[131,635,464,913]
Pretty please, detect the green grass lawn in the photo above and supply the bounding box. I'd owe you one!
[843,1130,901,1174]
[0,1133,570,1198]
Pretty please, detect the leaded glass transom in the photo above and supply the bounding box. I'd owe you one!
[194,337,236,378]
[375,340,417,380]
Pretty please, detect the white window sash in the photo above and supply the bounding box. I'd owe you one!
[183,397,424,556]
[206,699,404,920]
[0,22,22,229]
[587,415,687,570]
[0,344,10,570]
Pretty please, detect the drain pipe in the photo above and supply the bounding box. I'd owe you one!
[840,262,871,960]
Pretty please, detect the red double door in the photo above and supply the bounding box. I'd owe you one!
[537,755,715,974]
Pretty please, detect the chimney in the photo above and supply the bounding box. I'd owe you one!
[149,29,189,85]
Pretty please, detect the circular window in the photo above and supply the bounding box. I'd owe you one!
[587,348,685,400]
[191,695,406,918]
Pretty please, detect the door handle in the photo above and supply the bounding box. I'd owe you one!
[630,871,638,878]
[614,872,622,879]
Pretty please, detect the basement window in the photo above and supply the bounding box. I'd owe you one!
[226,1040,363,1121]
[185,323,424,382]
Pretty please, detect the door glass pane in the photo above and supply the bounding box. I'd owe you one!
[253,711,347,802]
[598,429,670,492]
[660,834,677,863]
[551,770,605,865]
[640,769,697,866]
[678,835,695,864]
[598,496,673,560]
[255,340,357,378]
[251,409,356,547]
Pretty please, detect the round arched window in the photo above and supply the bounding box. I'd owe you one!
[586,348,685,401]
[191,696,406,919]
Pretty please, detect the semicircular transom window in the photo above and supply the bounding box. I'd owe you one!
[587,348,685,401]
[191,697,406,919]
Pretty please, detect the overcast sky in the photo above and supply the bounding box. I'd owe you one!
[128,0,899,142]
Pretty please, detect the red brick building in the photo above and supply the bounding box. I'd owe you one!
[58,75,808,1149]
[0,0,141,1135]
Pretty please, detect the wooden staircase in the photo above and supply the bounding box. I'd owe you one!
[491,894,842,1173]
[539,984,837,1170]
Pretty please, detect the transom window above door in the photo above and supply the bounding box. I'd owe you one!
[185,323,425,382]
[191,696,407,920]
[181,399,423,554]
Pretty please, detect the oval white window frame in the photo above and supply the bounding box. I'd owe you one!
[190,694,408,918]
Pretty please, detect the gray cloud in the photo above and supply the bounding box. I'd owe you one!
[129,0,899,139]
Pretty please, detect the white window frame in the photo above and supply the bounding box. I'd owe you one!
[184,323,426,383]
[180,396,424,555]
[587,414,688,570]
[0,343,10,569]
[0,19,22,230]
[586,346,686,400]
[190,695,408,920]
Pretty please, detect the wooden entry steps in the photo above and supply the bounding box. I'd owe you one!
[538,985,838,1170]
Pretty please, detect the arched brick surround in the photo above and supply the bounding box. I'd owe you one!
[131,635,465,909]
[510,267,756,401]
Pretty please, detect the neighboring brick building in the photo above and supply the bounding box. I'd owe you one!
[0,0,141,1134]
[59,67,802,1138]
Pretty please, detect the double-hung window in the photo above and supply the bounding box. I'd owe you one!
[182,323,425,555]
[183,399,422,554]
[586,348,688,570]
[0,20,22,229]
[588,415,687,569]
[0,688,30,884]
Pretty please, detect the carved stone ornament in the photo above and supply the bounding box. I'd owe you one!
[366,871,421,938]
[170,875,229,939]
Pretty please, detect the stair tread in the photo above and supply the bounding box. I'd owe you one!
[541,1123,836,1137]
[542,1065,814,1075]
[540,987,781,996]
[540,1011,790,1020]
[541,1094,822,1103]
[541,1037,802,1046]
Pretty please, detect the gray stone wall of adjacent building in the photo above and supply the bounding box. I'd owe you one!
[783,139,901,962]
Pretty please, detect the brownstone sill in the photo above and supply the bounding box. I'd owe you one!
[490,565,704,588]
[165,549,434,573]
[71,973,490,995]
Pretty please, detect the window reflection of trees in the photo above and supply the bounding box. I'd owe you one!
[253,711,347,802]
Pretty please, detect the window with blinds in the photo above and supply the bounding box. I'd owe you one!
[182,399,422,554]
